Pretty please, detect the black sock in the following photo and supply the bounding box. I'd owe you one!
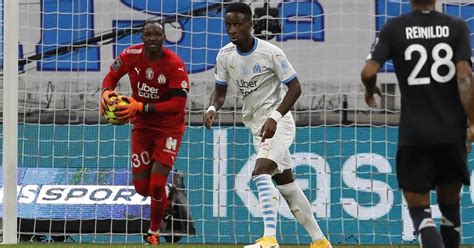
[439,201,461,248]
[409,207,444,248]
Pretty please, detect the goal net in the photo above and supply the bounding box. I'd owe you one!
[1,0,473,245]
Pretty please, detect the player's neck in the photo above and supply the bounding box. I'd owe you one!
[413,4,435,12]
[145,49,164,62]
[237,36,254,53]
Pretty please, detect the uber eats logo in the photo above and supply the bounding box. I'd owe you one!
[236,79,258,97]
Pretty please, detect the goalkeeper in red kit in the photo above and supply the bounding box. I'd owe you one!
[99,20,190,246]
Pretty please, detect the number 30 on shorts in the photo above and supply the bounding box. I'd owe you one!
[131,151,151,168]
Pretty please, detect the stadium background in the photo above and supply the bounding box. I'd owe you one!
[0,0,473,245]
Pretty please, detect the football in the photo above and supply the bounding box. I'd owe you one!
[104,95,129,125]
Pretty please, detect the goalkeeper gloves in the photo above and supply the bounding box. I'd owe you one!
[100,88,118,115]
[115,96,144,122]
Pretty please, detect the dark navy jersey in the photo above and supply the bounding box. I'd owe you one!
[369,10,472,145]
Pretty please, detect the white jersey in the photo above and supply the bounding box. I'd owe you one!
[214,37,297,126]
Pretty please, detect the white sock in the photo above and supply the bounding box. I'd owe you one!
[253,174,279,238]
[148,228,160,235]
[277,181,324,241]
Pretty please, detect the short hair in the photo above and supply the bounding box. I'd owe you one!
[411,0,436,5]
[225,2,252,19]
[141,20,164,34]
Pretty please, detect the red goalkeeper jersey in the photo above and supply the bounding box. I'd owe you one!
[103,44,189,132]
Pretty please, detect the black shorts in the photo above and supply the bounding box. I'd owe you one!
[396,144,470,193]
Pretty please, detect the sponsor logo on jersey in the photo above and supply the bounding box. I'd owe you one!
[137,81,160,99]
[164,137,178,154]
[146,68,154,80]
[236,79,258,97]
[178,66,185,72]
[134,67,141,75]
[157,73,167,84]
[253,63,262,74]
[111,58,122,72]
[166,137,177,151]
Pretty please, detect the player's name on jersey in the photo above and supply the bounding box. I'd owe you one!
[405,25,449,40]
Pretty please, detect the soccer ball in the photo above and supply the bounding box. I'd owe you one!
[104,95,129,125]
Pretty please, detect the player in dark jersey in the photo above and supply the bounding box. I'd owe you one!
[100,20,190,246]
[361,0,474,247]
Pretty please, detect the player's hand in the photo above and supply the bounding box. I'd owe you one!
[100,89,118,115]
[260,118,277,142]
[115,96,143,122]
[467,125,474,152]
[203,110,216,129]
[365,86,382,108]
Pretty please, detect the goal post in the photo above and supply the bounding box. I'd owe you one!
[2,0,19,244]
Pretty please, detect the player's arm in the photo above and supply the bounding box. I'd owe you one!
[145,89,188,114]
[204,51,229,129]
[457,61,474,125]
[208,84,228,111]
[361,61,382,108]
[276,77,301,116]
[203,84,228,129]
[457,61,474,151]
[116,90,188,121]
[100,54,131,114]
[116,61,190,121]
[453,20,474,148]
[259,77,300,141]
[259,48,300,141]
[360,21,392,108]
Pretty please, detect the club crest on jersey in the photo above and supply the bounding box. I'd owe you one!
[146,68,154,80]
[253,63,262,74]
[181,80,188,88]
[157,73,167,84]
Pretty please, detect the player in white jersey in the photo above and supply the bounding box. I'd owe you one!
[203,3,331,248]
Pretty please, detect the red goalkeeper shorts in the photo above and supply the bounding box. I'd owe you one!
[131,127,183,173]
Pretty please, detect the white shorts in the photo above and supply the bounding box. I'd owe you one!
[250,112,296,175]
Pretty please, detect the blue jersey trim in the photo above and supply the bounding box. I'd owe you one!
[282,74,297,84]
[215,80,228,85]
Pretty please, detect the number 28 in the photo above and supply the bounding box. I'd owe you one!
[404,42,455,85]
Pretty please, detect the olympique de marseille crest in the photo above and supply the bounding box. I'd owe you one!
[157,73,167,84]
[146,68,154,80]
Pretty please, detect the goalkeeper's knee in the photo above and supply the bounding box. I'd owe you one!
[149,174,168,201]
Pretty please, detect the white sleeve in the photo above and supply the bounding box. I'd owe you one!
[214,51,229,85]
[272,47,297,84]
